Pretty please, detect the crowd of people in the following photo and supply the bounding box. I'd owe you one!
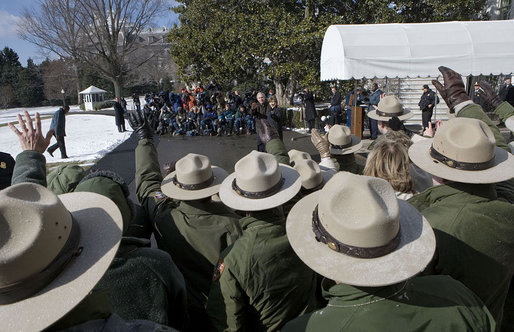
[1,66,514,331]
[137,82,280,138]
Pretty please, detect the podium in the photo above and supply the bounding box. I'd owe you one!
[349,94,363,138]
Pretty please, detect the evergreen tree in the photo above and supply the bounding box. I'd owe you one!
[169,0,486,105]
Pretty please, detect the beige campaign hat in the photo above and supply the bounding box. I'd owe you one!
[286,172,435,287]
[288,149,312,165]
[219,151,301,211]
[328,125,363,155]
[293,159,335,190]
[506,115,514,133]
[162,153,229,200]
[367,95,413,121]
[0,183,122,331]
[409,118,514,184]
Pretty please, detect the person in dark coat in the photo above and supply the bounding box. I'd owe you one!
[303,88,316,133]
[367,83,382,139]
[252,92,272,151]
[418,84,437,131]
[499,77,514,107]
[114,97,126,132]
[472,82,486,109]
[47,105,70,159]
[132,94,141,111]
[330,86,342,125]
[268,95,284,140]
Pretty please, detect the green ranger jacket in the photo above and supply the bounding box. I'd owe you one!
[135,138,242,329]
[282,276,495,332]
[11,150,187,329]
[94,237,188,330]
[206,210,319,332]
[492,101,514,123]
[408,182,514,325]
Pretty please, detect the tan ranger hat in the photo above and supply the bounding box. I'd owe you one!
[367,95,413,121]
[293,159,335,190]
[328,125,363,155]
[219,151,301,211]
[162,153,229,200]
[286,172,435,287]
[288,149,312,165]
[0,183,122,331]
[409,118,514,183]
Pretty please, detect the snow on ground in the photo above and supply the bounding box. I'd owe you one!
[0,106,131,165]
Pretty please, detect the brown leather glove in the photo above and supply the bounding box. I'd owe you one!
[311,129,330,159]
[478,81,503,109]
[432,66,470,113]
[163,161,176,176]
[256,118,279,144]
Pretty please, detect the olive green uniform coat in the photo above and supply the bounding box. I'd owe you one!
[408,182,514,325]
[206,210,318,332]
[135,138,242,329]
[282,276,495,332]
[12,150,187,329]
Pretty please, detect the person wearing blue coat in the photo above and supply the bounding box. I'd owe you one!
[47,105,70,159]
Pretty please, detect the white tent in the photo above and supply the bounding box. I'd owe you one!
[320,20,514,81]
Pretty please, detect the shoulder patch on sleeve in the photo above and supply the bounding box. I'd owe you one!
[153,191,168,202]
[213,258,225,281]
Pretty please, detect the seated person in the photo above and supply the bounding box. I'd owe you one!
[129,110,242,330]
[364,138,416,200]
[283,172,495,331]
[207,150,318,331]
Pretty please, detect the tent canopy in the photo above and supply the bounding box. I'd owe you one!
[320,20,514,81]
[79,86,107,94]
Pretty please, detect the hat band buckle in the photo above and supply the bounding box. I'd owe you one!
[311,205,401,259]
[429,146,495,171]
[232,177,284,199]
[171,174,214,190]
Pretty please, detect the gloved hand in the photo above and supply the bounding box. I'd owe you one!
[478,81,503,109]
[311,129,330,159]
[432,66,470,113]
[128,109,153,140]
[256,118,279,144]
[163,161,176,176]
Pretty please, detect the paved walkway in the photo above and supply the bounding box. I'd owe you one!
[90,129,372,202]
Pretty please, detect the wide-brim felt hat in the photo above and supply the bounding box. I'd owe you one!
[506,115,514,133]
[286,190,435,287]
[328,125,363,155]
[329,135,362,155]
[0,188,123,331]
[162,166,228,200]
[219,164,301,212]
[367,95,413,121]
[409,138,514,184]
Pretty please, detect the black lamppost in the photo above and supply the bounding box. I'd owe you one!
[61,89,65,106]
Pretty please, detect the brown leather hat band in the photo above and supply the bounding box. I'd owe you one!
[232,177,284,199]
[330,141,353,149]
[376,110,404,117]
[311,205,401,259]
[430,146,495,171]
[0,217,82,304]
[172,175,214,190]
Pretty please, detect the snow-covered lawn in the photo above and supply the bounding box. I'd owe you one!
[0,105,131,166]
